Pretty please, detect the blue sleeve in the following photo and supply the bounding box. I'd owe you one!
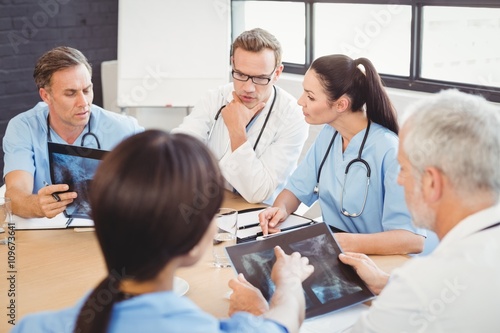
[220,312,288,333]
[3,116,37,177]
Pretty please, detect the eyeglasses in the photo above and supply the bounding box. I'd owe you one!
[231,68,275,86]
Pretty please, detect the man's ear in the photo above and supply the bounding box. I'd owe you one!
[272,64,284,82]
[422,167,444,202]
[39,88,51,104]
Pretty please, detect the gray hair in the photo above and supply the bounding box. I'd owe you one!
[401,89,500,202]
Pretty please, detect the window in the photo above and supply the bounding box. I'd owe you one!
[313,3,411,76]
[231,0,500,102]
[421,6,500,88]
[232,1,306,64]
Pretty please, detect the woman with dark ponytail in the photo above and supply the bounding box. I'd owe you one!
[12,130,313,333]
[259,55,426,255]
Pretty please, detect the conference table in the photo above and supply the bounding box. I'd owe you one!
[0,191,409,331]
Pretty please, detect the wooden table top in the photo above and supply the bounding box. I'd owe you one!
[0,191,408,332]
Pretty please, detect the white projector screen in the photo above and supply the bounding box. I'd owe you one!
[117,0,231,107]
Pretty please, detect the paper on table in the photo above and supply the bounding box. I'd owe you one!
[14,213,67,229]
[299,303,368,333]
[237,208,316,239]
[14,213,94,230]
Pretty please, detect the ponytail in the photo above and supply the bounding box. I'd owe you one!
[311,55,399,134]
[354,58,399,134]
[73,274,122,333]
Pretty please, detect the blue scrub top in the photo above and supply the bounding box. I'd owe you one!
[3,102,144,193]
[10,291,287,333]
[286,122,425,236]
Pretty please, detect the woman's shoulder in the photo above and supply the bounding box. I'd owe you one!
[366,123,401,164]
[370,122,399,145]
[312,125,337,147]
[10,303,80,333]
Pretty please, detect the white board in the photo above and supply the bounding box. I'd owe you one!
[117,0,231,107]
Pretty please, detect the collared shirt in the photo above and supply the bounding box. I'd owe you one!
[351,203,500,332]
[286,123,425,236]
[172,83,308,204]
[3,102,144,193]
[10,291,288,333]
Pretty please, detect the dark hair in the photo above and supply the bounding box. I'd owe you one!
[33,46,92,89]
[310,54,399,134]
[73,130,224,333]
[231,28,282,68]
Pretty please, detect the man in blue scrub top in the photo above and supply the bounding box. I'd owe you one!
[3,46,143,219]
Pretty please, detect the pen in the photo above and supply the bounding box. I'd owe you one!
[255,221,316,238]
[238,222,260,230]
[43,180,61,202]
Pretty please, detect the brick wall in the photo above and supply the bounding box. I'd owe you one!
[0,0,119,183]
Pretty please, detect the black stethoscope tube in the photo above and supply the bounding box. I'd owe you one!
[314,121,372,218]
[208,86,277,151]
[46,113,101,149]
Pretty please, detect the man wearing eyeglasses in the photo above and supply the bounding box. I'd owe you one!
[172,28,308,204]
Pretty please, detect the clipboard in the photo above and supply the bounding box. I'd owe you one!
[48,142,108,219]
[236,207,318,243]
[13,213,94,230]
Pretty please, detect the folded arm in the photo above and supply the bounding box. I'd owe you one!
[335,229,425,255]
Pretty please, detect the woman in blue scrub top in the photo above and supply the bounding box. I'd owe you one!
[11,131,313,333]
[259,54,426,255]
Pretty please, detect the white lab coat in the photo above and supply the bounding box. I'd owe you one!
[172,83,308,204]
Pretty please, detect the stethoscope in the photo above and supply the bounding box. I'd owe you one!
[207,86,277,151]
[46,113,101,149]
[314,121,371,218]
